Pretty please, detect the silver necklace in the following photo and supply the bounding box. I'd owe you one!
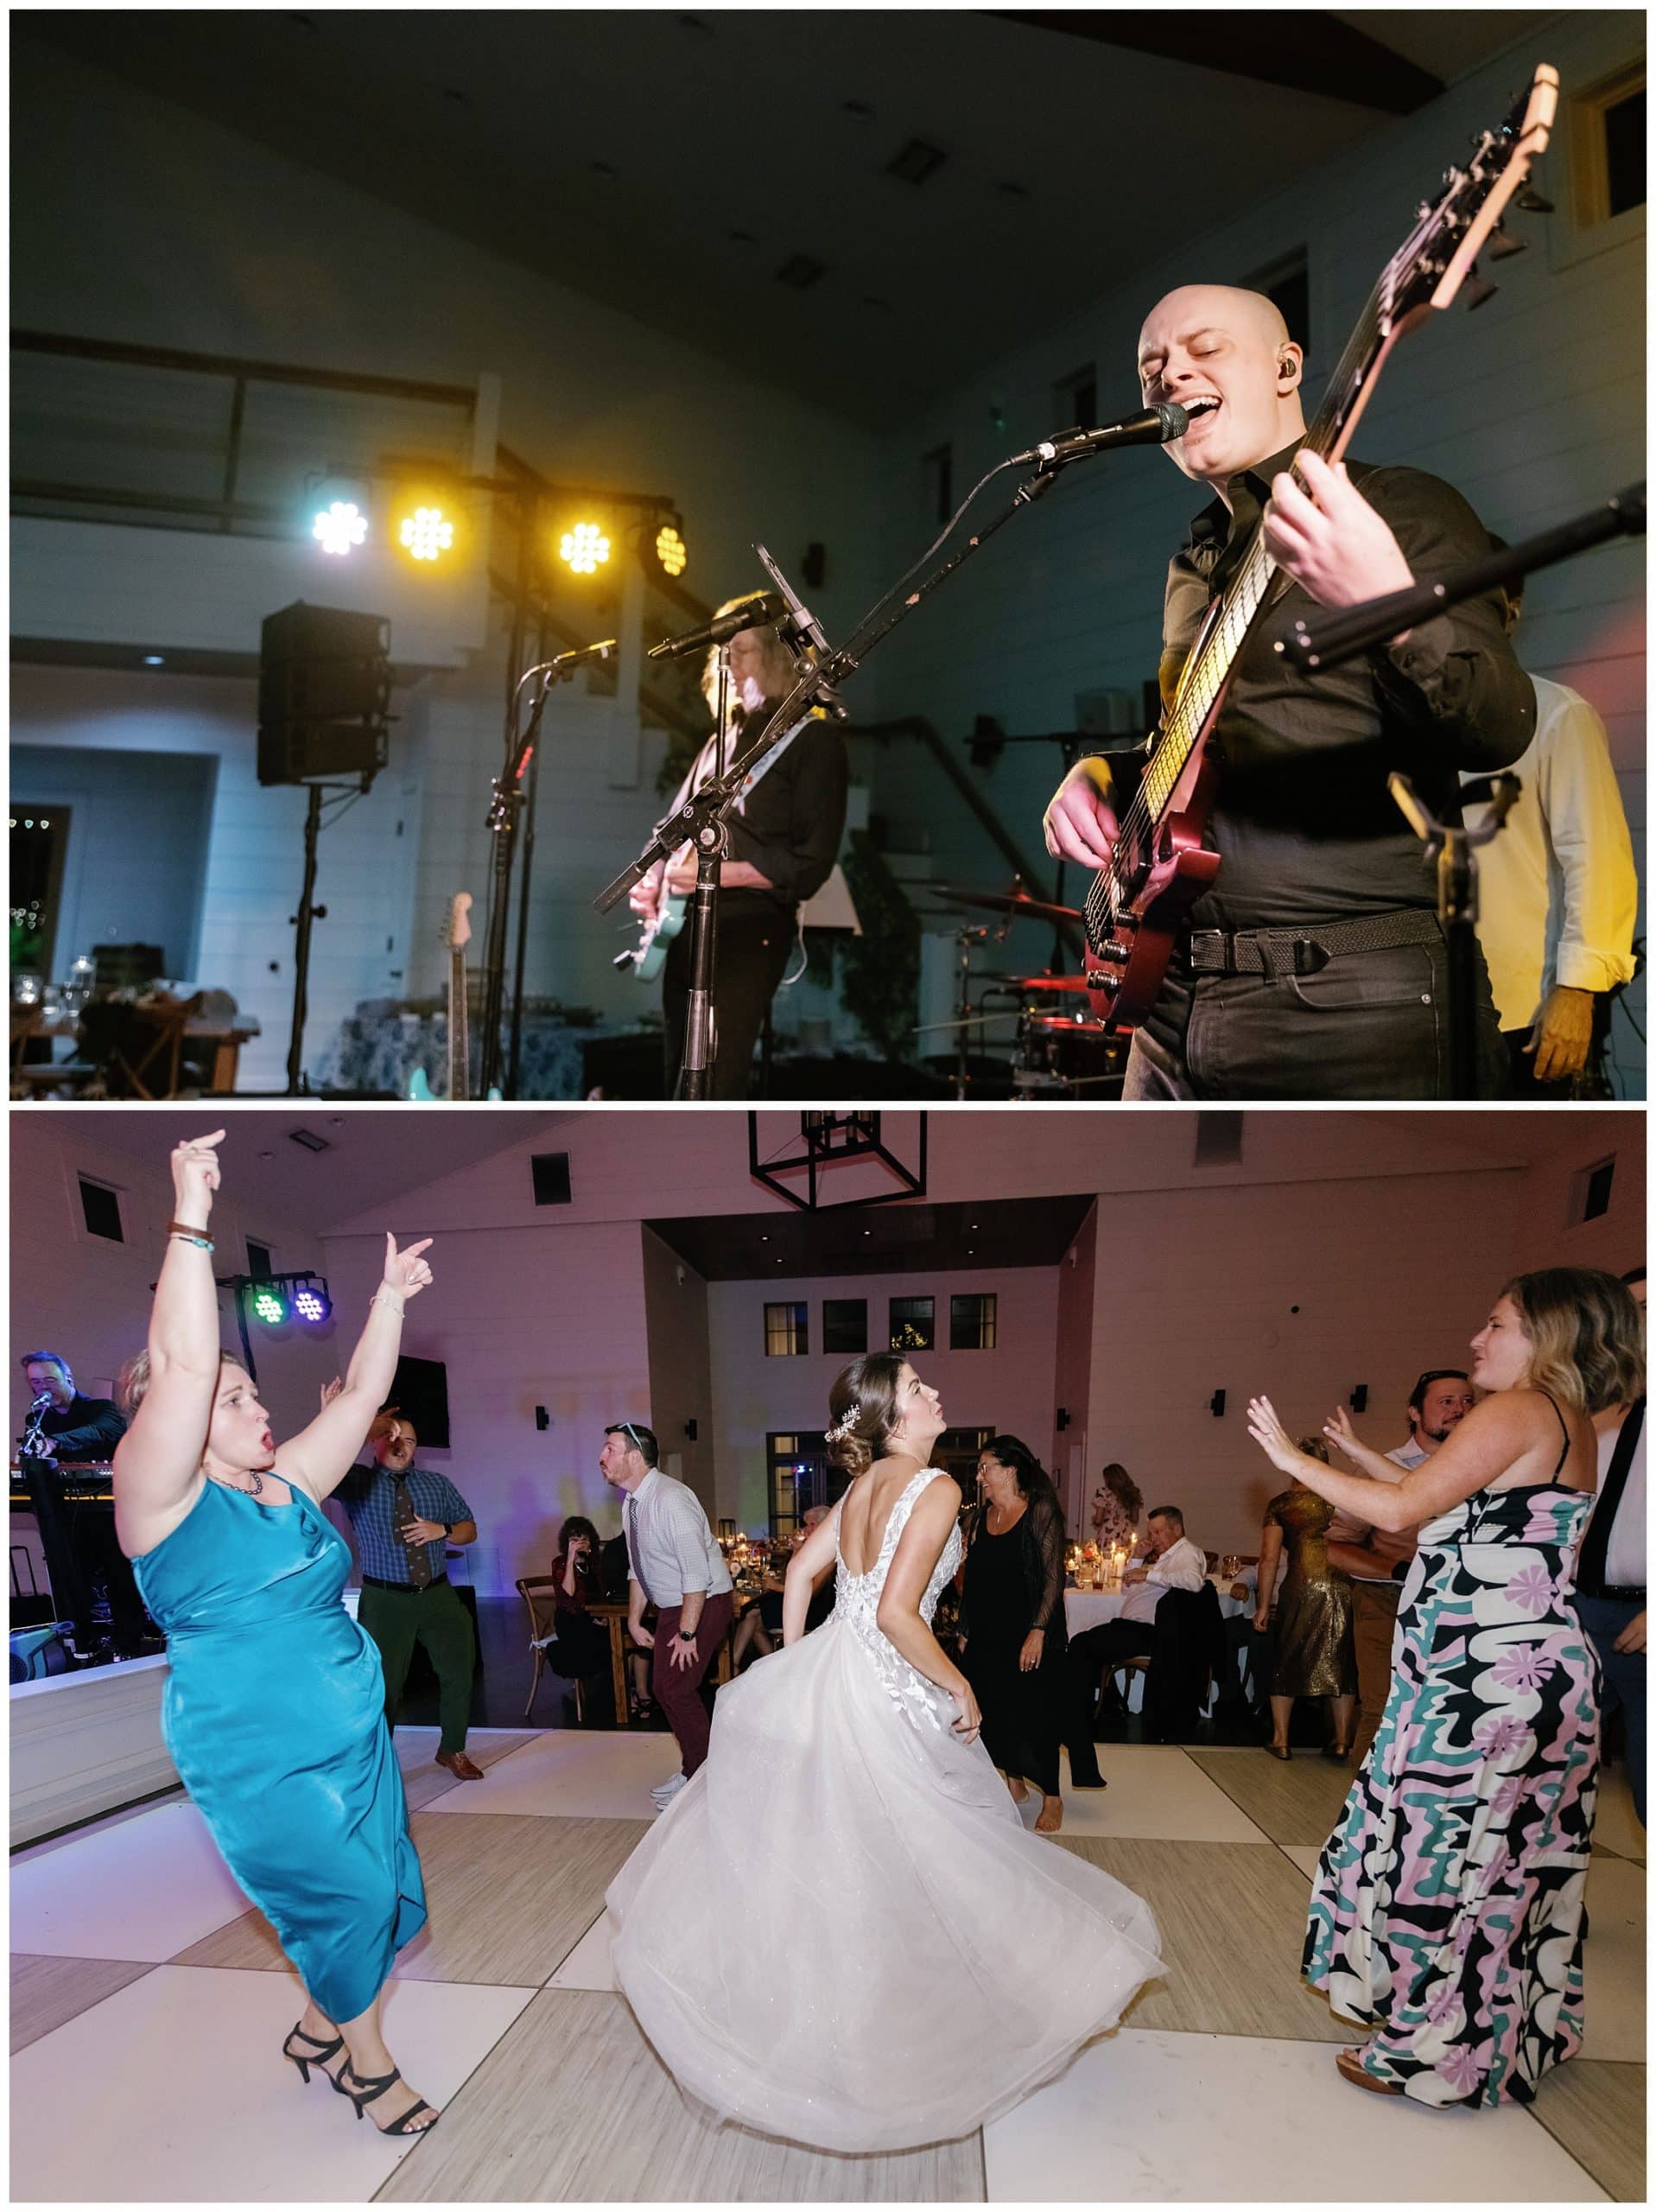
[215,1470,266,1499]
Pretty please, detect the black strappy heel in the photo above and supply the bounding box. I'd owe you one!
[338,2061,440,2136]
[282,2022,345,2084]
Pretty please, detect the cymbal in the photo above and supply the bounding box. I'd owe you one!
[994,973,1094,995]
[930,885,1082,926]
[1026,1012,1120,1039]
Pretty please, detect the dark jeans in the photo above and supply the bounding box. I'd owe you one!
[663,905,796,1099]
[1124,922,1502,1099]
[1578,1593,1646,1827]
[1065,1620,1155,1784]
[358,1578,478,1756]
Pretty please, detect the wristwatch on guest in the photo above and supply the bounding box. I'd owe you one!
[675,1627,697,1645]
[441,1521,454,1537]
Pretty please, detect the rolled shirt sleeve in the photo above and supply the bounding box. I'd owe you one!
[1147,1536,1208,1592]
[1534,689,1639,996]
[1362,466,1536,772]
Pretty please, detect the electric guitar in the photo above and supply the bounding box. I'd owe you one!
[1082,64,1558,1033]
[617,707,819,982]
[408,892,502,1099]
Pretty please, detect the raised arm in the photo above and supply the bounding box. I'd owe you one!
[274,1233,433,1501]
[873,1477,980,1740]
[1323,1405,1407,1484]
[1250,1393,1555,1533]
[111,1132,227,1558]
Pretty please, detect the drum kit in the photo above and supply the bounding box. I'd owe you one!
[912,883,1128,1100]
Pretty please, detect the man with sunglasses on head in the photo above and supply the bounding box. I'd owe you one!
[600,1421,733,1809]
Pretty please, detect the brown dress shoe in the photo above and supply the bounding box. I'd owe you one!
[435,1750,485,1781]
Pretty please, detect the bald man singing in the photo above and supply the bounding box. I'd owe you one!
[1044,285,1534,1099]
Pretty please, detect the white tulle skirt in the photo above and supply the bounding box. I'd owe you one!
[606,1611,1163,2152]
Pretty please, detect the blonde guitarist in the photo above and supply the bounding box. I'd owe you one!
[627,598,847,1098]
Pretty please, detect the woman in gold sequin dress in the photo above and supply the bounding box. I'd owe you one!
[1255,1437,1357,1760]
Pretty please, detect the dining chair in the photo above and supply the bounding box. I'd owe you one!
[517,1575,584,1723]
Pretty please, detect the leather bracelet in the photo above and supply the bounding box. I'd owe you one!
[168,1220,214,1251]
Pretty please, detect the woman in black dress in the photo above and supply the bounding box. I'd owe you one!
[959,1435,1069,1833]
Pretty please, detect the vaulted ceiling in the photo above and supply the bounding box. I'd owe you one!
[22,10,1555,427]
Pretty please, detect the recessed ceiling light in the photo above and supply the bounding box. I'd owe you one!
[760,1234,769,1243]
[143,653,165,666]
[287,1128,330,1153]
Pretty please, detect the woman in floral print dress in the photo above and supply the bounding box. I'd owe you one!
[1246,1267,1643,2107]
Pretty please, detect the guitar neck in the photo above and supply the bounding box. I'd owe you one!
[448,945,469,1102]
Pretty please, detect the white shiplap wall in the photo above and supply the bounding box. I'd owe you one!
[864,13,1646,1092]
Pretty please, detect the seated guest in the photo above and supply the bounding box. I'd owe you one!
[1066,1505,1207,1785]
[733,1505,832,1669]
[1091,1462,1143,1555]
[1255,1437,1357,1761]
[536,1516,609,1682]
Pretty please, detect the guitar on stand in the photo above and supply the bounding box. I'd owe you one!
[409,892,502,1100]
[1080,64,1558,1032]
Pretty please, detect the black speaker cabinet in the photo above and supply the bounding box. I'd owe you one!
[257,601,392,786]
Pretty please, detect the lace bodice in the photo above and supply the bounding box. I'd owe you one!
[834,1468,961,1732]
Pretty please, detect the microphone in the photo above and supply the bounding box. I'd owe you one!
[1011,402,1190,470]
[645,593,786,663]
[528,639,619,680]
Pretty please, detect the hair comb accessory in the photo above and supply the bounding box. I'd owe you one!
[824,1412,858,1445]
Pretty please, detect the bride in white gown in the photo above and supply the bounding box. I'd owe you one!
[606,1354,1162,2152]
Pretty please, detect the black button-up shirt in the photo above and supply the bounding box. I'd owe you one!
[689,701,849,920]
[1160,442,1535,933]
[36,1392,127,1460]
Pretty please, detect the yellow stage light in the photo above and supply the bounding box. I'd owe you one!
[559,520,612,575]
[655,523,688,577]
[398,505,455,562]
[313,501,368,556]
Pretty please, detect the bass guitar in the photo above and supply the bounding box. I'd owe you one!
[408,892,502,1100]
[1082,64,1558,1032]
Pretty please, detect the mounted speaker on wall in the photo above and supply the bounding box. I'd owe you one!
[530,1152,572,1205]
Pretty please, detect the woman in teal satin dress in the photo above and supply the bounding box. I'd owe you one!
[115,1129,441,2138]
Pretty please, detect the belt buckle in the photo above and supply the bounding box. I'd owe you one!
[1189,929,1229,974]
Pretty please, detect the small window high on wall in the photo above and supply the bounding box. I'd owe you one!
[949,1294,998,1351]
[765,1302,809,1357]
[822,1298,867,1355]
[1574,66,1646,224]
[78,1177,124,1243]
[1244,248,1310,359]
[889,1295,935,1352]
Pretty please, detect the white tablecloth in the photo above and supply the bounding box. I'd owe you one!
[1064,1580,1250,1716]
[1065,1580,1248,1636]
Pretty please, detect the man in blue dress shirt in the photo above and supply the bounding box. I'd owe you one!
[339,1411,483,1781]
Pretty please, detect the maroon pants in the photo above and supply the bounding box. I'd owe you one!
[650,1592,733,1777]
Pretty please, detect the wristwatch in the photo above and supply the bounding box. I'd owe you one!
[441,1521,454,1537]
[675,1627,697,1644]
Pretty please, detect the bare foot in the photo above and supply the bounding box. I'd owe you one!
[1006,1775,1030,1803]
[1034,1796,1063,1834]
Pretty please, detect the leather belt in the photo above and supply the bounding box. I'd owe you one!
[1581,1584,1645,1605]
[1186,907,1440,978]
[360,1573,447,1592]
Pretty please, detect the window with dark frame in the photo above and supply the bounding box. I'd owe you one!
[949,1293,998,1351]
[822,1297,867,1355]
[1603,85,1646,217]
[766,1431,829,1540]
[764,1301,809,1357]
[78,1177,124,1243]
[247,1239,275,1280]
[1244,248,1310,359]
[889,1294,935,1352]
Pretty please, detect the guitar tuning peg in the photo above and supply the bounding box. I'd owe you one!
[1515,184,1555,214]
[1488,222,1527,260]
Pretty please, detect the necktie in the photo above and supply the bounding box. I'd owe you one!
[625,1493,654,1606]
[393,1476,434,1590]
[1576,1396,1644,1599]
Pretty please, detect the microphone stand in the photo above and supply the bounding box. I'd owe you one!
[1389,770,1522,1100]
[676,647,733,1099]
[1280,482,1646,672]
[593,455,1075,986]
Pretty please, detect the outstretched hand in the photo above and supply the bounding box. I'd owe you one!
[1323,1405,1363,1461]
[1247,1395,1307,1478]
[171,1130,225,1222]
[383,1234,435,1301]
